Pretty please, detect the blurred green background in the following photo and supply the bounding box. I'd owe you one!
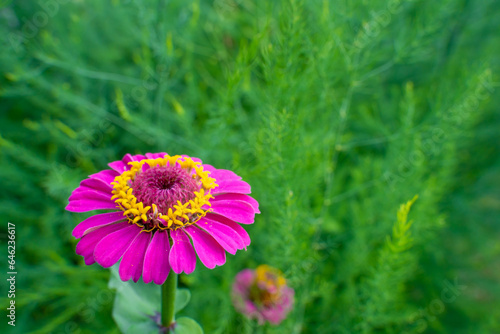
[1,0,499,333]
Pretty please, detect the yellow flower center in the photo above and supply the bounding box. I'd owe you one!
[110,155,217,232]
[250,265,287,306]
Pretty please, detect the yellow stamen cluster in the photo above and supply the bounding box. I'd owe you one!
[250,265,287,307]
[256,265,287,289]
[110,155,218,231]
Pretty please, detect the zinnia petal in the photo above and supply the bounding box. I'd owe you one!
[233,269,255,293]
[145,152,168,159]
[143,231,171,285]
[261,308,286,325]
[209,200,255,224]
[108,153,144,172]
[66,198,117,212]
[119,231,151,282]
[130,154,147,161]
[68,190,112,202]
[94,224,142,268]
[212,193,260,213]
[205,213,251,247]
[184,226,226,268]
[181,155,202,163]
[72,211,126,238]
[195,217,246,254]
[169,229,196,274]
[89,169,119,184]
[79,177,113,192]
[281,287,295,310]
[212,179,251,195]
[75,222,129,265]
[202,165,242,181]
[121,153,135,164]
[108,160,128,173]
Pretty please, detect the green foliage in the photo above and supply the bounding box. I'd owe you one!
[359,195,419,332]
[1,0,499,333]
[109,265,159,334]
[387,195,418,254]
[108,266,196,334]
[172,317,204,334]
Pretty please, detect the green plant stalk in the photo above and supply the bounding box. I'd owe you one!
[161,271,178,329]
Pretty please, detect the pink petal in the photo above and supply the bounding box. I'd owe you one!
[195,217,246,254]
[145,152,168,159]
[233,269,255,293]
[202,165,242,181]
[119,231,151,282]
[76,222,129,265]
[201,164,216,173]
[280,287,295,311]
[141,163,151,172]
[209,200,255,224]
[121,153,135,164]
[90,169,119,184]
[261,287,295,325]
[69,189,112,202]
[184,226,226,269]
[261,307,286,325]
[246,301,262,322]
[169,229,196,274]
[181,155,202,163]
[108,159,128,173]
[205,213,251,246]
[108,153,143,173]
[143,231,171,285]
[232,269,260,320]
[94,224,142,268]
[80,177,113,192]
[212,180,251,195]
[66,198,117,212]
[130,154,147,161]
[72,211,126,238]
[212,193,260,213]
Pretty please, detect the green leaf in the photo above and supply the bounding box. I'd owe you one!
[108,266,194,333]
[127,322,159,334]
[172,317,204,334]
[175,288,191,313]
[108,265,161,334]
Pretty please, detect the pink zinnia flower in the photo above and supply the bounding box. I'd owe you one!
[66,153,259,284]
[232,265,294,325]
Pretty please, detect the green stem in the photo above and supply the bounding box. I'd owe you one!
[161,271,178,329]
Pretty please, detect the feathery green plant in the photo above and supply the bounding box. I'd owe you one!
[0,0,499,333]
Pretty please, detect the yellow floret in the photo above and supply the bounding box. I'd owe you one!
[110,155,217,231]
